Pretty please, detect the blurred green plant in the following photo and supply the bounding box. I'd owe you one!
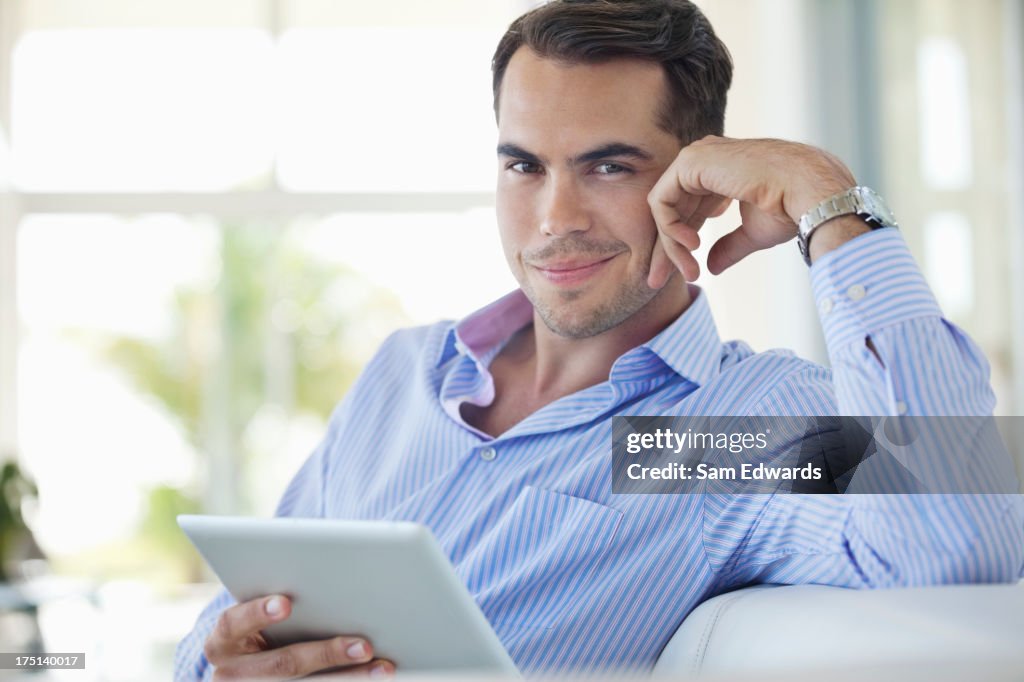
[0,460,39,582]
[140,484,203,582]
[89,224,408,582]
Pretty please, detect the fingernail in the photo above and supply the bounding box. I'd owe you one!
[369,663,390,677]
[346,641,367,659]
[265,597,283,616]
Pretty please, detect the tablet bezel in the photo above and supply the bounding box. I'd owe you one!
[178,514,519,675]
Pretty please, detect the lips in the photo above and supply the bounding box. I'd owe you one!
[532,253,620,285]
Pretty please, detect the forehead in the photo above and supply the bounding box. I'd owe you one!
[497,47,668,142]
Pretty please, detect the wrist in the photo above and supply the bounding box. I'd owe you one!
[807,215,872,264]
[792,183,855,224]
[798,186,897,266]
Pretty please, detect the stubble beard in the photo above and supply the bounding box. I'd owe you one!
[530,277,658,339]
[519,239,659,339]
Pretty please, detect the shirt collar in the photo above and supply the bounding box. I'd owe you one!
[436,285,723,386]
[436,290,533,367]
[634,284,723,387]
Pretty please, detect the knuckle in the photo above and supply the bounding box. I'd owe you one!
[321,637,347,667]
[269,649,300,678]
[240,632,265,654]
[212,612,234,646]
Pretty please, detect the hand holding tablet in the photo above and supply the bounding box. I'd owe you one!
[202,592,393,679]
[178,515,520,678]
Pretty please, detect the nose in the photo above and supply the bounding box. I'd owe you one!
[539,175,591,237]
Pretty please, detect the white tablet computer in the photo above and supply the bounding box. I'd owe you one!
[178,515,519,675]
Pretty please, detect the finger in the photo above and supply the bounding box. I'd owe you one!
[698,193,732,222]
[364,659,396,678]
[213,635,376,681]
[649,140,730,212]
[648,189,694,247]
[207,596,291,663]
[305,658,396,679]
[648,184,700,252]
[647,236,673,290]
[648,151,717,210]
[649,164,729,252]
[681,193,731,231]
[661,231,701,282]
[658,137,790,214]
[648,163,686,217]
[707,225,759,275]
[659,219,701,252]
[334,658,396,678]
[648,193,699,289]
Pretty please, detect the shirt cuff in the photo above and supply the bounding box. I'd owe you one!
[809,227,942,350]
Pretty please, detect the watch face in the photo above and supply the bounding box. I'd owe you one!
[861,188,897,226]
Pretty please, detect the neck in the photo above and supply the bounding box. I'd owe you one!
[524,275,691,398]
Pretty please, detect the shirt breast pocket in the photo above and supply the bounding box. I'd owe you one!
[457,485,623,631]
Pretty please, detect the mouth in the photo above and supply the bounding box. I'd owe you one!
[532,253,620,286]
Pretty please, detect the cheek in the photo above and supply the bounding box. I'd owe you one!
[592,188,659,248]
[495,189,529,267]
[496,175,540,218]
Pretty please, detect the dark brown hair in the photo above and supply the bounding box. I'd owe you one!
[492,0,733,144]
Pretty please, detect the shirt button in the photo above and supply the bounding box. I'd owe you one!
[847,284,867,301]
[896,401,908,415]
[479,446,497,461]
[819,297,834,315]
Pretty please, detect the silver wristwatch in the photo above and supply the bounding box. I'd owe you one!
[797,186,898,265]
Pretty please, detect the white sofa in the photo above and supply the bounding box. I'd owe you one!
[653,581,1024,679]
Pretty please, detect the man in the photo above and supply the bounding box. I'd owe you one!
[176,0,1024,679]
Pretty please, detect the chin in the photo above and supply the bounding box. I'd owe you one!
[538,294,652,339]
[540,315,612,340]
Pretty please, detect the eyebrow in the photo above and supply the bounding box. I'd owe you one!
[497,142,654,166]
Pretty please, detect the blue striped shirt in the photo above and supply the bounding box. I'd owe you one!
[175,228,1024,679]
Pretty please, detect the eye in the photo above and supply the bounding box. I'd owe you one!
[594,162,630,175]
[508,161,543,174]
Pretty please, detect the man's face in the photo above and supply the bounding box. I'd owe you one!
[495,48,683,339]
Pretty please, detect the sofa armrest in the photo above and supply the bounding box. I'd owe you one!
[653,581,1024,677]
